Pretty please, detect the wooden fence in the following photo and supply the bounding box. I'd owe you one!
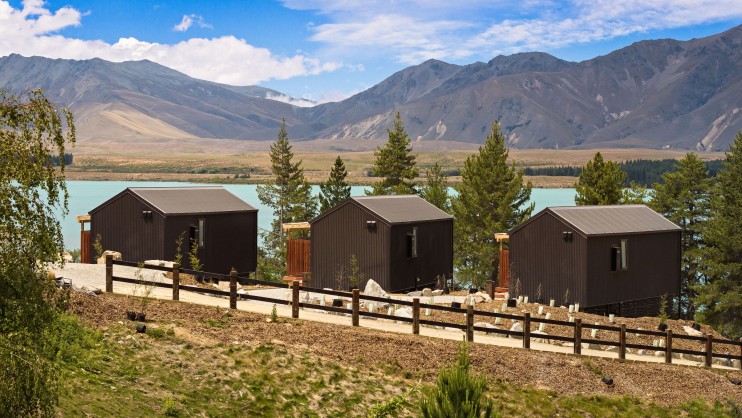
[105,256,742,370]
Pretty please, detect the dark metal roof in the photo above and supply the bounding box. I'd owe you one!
[350,195,452,224]
[311,195,453,225]
[127,187,257,215]
[511,205,680,236]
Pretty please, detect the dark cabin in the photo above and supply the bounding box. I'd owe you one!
[89,187,257,275]
[310,195,453,292]
[508,205,681,317]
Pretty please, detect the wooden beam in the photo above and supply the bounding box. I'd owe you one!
[281,222,310,231]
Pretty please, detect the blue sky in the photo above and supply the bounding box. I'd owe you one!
[1,1,741,104]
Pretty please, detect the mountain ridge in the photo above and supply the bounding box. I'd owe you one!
[1,23,740,151]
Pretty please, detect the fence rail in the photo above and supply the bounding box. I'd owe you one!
[106,256,742,370]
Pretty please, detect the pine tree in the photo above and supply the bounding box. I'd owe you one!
[421,162,450,212]
[451,122,533,288]
[419,343,495,418]
[367,112,419,196]
[694,133,742,338]
[649,153,712,318]
[319,156,351,212]
[575,152,626,205]
[256,119,317,280]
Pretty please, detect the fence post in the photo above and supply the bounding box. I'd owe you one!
[664,329,673,364]
[172,263,180,301]
[292,281,300,319]
[705,334,713,367]
[619,324,626,360]
[412,298,420,335]
[487,279,495,300]
[574,318,582,355]
[229,269,237,309]
[105,254,113,293]
[466,305,474,342]
[352,289,359,326]
[739,340,742,370]
[523,313,531,349]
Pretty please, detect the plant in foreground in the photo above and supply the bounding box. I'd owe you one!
[419,343,497,418]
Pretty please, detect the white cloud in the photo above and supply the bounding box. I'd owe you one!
[264,92,316,107]
[173,14,212,32]
[284,0,742,63]
[0,1,340,85]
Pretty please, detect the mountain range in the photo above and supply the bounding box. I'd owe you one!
[1,24,740,151]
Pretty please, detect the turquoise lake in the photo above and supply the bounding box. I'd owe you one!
[61,181,577,250]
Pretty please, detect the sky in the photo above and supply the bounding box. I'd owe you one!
[1,0,741,105]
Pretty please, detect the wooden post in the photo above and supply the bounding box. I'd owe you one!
[619,324,627,360]
[665,329,673,364]
[739,340,742,370]
[412,298,420,335]
[487,279,495,300]
[574,318,582,355]
[105,254,113,293]
[172,263,180,301]
[352,289,360,326]
[229,269,237,310]
[292,280,300,319]
[466,305,474,342]
[705,334,713,367]
[523,313,531,349]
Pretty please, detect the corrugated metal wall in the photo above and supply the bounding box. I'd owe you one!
[509,212,587,305]
[389,220,453,291]
[90,192,165,263]
[164,212,258,275]
[586,231,680,307]
[311,203,390,290]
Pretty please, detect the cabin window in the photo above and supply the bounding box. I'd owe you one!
[198,219,205,248]
[406,227,418,258]
[610,240,628,272]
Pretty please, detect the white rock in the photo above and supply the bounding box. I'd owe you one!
[61,252,73,263]
[654,351,665,357]
[422,288,433,297]
[432,289,444,296]
[394,307,413,318]
[637,349,646,356]
[407,291,422,297]
[97,250,122,264]
[475,291,491,301]
[604,346,619,352]
[474,322,497,329]
[683,325,703,337]
[510,322,523,333]
[237,289,248,295]
[364,279,390,299]
[144,260,174,268]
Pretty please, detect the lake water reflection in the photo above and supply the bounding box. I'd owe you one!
[60,181,576,250]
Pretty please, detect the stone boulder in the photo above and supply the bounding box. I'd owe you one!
[475,291,492,302]
[682,325,703,337]
[431,289,444,296]
[422,288,433,297]
[510,321,523,333]
[364,279,390,299]
[144,260,175,269]
[407,291,422,297]
[394,307,413,319]
[97,250,122,264]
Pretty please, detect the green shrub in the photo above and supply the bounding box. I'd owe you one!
[419,343,497,418]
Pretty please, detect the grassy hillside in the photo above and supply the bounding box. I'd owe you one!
[59,295,742,417]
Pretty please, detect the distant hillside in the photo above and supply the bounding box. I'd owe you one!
[1,23,740,150]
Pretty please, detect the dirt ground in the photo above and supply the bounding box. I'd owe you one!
[68,292,742,407]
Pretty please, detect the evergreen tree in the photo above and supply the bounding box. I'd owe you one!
[649,153,712,318]
[620,181,649,204]
[421,162,450,212]
[256,119,317,280]
[367,112,419,195]
[319,156,351,212]
[1,89,75,416]
[694,133,742,338]
[575,152,626,205]
[419,343,495,418]
[451,122,533,288]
